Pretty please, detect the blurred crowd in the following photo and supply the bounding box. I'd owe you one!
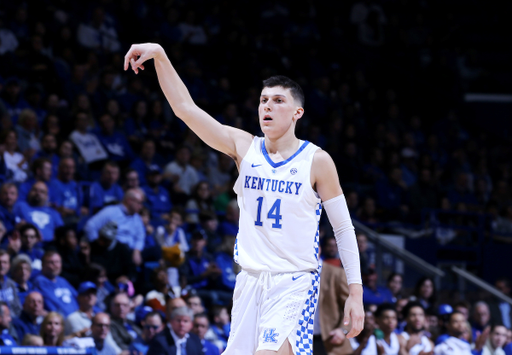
[0,0,511,353]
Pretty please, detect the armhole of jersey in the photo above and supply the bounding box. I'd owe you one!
[306,146,321,200]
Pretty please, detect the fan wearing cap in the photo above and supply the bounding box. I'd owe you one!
[141,164,172,221]
[64,281,121,353]
[434,304,454,345]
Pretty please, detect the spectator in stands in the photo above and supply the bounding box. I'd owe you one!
[15,109,40,155]
[210,305,230,349]
[185,181,215,224]
[142,166,172,221]
[13,182,63,242]
[77,7,121,53]
[357,197,380,225]
[122,169,140,192]
[433,311,472,355]
[472,301,491,339]
[208,153,234,196]
[148,306,202,354]
[447,172,478,209]
[164,145,199,198]
[130,140,161,186]
[0,301,17,345]
[453,301,471,321]
[54,158,84,223]
[375,303,399,355]
[64,281,98,336]
[85,188,145,265]
[32,251,78,316]
[18,223,44,275]
[87,221,137,285]
[363,269,394,305]
[1,131,29,184]
[33,134,59,178]
[0,183,19,233]
[187,295,205,315]
[91,313,117,355]
[387,273,404,303]
[356,233,371,276]
[217,199,239,237]
[9,254,33,305]
[197,211,222,254]
[39,312,65,346]
[83,263,114,312]
[489,278,512,329]
[192,313,220,355]
[398,302,434,355]
[408,168,440,223]
[213,235,237,297]
[480,324,508,355]
[375,167,409,220]
[321,236,341,267]
[109,292,141,350]
[12,291,44,342]
[89,161,124,213]
[69,112,108,167]
[54,226,83,289]
[18,157,59,204]
[130,311,164,354]
[94,114,135,168]
[410,276,436,310]
[0,250,21,316]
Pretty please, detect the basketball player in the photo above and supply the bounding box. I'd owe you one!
[124,43,364,355]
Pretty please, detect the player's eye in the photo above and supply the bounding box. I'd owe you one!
[275,98,283,103]
[261,99,267,103]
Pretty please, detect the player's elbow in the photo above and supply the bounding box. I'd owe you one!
[173,102,198,121]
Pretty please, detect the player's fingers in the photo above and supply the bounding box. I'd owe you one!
[130,58,138,74]
[343,314,350,327]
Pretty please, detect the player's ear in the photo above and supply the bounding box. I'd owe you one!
[293,107,304,122]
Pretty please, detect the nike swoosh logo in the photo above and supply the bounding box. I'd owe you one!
[292,275,305,281]
[251,164,262,168]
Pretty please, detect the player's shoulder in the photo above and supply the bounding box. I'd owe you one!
[312,148,336,170]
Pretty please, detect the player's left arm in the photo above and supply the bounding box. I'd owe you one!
[312,149,364,338]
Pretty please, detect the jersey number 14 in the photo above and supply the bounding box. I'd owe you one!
[255,197,282,229]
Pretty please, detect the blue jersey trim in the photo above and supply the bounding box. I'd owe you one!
[261,139,310,168]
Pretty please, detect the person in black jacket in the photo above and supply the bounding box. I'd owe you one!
[148,306,202,355]
[87,221,137,284]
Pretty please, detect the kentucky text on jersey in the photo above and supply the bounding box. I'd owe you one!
[243,176,303,195]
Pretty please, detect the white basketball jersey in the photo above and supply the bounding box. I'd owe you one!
[377,333,400,355]
[233,137,322,273]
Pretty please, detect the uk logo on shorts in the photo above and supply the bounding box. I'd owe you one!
[263,328,279,343]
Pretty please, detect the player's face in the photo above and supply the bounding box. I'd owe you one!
[406,306,425,332]
[377,310,397,334]
[259,86,302,139]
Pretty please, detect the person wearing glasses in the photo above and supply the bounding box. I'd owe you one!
[91,313,118,355]
[130,311,164,354]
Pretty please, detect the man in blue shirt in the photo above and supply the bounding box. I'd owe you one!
[54,158,85,223]
[32,251,78,317]
[18,158,60,205]
[13,182,63,242]
[362,269,394,306]
[0,183,18,234]
[32,134,60,179]
[12,291,44,342]
[94,114,135,166]
[89,161,124,213]
[84,188,145,265]
[192,313,220,355]
[141,166,171,221]
[130,140,163,186]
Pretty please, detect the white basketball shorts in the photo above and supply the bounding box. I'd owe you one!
[223,268,320,355]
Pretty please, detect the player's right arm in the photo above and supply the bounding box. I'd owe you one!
[124,43,253,162]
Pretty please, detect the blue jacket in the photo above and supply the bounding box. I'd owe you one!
[147,327,202,355]
[362,285,394,305]
[32,274,78,316]
[142,185,172,217]
[89,182,124,213]
[12,310,40,342]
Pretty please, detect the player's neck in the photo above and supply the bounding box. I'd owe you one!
[263,133,300,161]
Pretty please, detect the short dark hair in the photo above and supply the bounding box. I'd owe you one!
[262,75,305,107]
[32,158,51,175]
[403,301,425,319]
[375,303,397,318]
[447,311,465,323]
[144,311,163,323]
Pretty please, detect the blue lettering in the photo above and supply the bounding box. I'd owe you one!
[285,182,293,194]
[278,180,285,193]
[251,177,258,189]
[271,180,278,192]
[266,179,271,191]
[257,178,265,190]
[244,176,251,188]
[294,182,302,195]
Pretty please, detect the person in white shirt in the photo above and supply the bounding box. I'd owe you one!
[398,302,434,355]
[434,311,473,355]
[482,324,508,355]
[375,303,400,355]
[69,112,108,165]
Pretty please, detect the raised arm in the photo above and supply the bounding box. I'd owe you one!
[124,43,253,162]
